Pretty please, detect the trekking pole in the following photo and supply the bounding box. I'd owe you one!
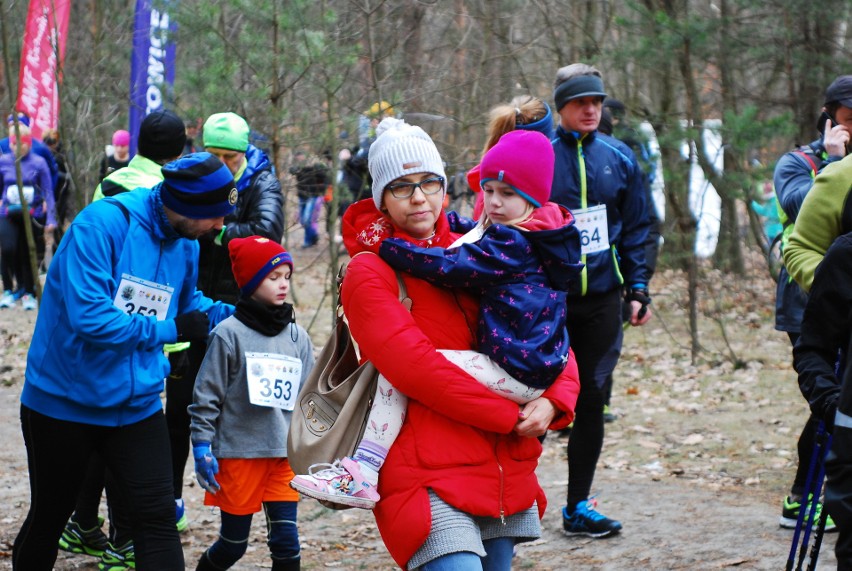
[806,496,830,571]
[786,421,827,571]
[795,434,829,571]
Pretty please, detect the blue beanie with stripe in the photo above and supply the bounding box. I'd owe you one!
[160,152,238,219]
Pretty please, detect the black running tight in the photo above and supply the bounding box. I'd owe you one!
[165,340,207,498]
[565,289,623,511]
[14,406,183,570]
[787,332,822,497]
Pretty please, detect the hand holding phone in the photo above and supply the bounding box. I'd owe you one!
[823,114,851,157]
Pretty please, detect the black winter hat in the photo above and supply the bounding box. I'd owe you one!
[603,98,626,118]
[824,76,852,108]
[138,109,187,161]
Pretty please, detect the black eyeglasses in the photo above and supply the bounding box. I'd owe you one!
[385,176,445,199]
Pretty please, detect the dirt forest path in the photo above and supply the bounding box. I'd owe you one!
[0,375,839,570]
[0,263,843,570]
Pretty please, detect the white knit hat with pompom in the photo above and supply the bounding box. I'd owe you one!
[368,117,446,209]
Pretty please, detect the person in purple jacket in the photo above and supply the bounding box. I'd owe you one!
[0,120,55,311]
[291,127,583,509]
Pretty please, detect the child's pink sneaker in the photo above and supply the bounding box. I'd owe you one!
[290,457,380,509]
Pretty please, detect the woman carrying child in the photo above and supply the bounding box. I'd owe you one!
[293,117,580,570]
[293,128,583,504]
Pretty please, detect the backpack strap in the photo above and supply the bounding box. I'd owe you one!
[793,149,819,178]
[101,198,131,267]
[105,198,131,223]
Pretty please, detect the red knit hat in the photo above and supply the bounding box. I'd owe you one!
[479,130,554,208]
[228,236,294,297]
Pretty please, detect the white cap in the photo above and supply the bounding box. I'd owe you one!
[368,117,446,209]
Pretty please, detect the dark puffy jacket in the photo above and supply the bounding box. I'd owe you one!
[551,126,650,297]
[793,231,852,428]
[196,145,284,304]
[803,237,852,565]
[289,162,330,199]
[341,146,371,202]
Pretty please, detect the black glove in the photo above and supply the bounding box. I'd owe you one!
[625,287,651,320]
[174,311,209,342]
[167,348,190,381]
[822,396,839,433]
[621,299,633,324]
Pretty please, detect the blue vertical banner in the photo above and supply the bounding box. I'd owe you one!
[128,0,178,157]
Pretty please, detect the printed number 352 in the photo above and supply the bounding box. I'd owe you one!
[124,302,158,317]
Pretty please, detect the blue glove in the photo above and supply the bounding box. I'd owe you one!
[192,442,220,494]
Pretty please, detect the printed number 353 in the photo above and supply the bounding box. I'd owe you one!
[259,378,292,400]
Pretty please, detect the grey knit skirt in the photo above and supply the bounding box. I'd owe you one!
[407,488,541,569]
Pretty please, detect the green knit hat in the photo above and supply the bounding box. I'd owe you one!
[202,112,249,152]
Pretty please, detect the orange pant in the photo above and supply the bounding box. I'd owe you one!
[204,457,298,516]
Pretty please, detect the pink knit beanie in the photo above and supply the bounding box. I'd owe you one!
[112,130,131,147]
[479,130,554,207]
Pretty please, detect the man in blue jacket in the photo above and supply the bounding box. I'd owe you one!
[14,152,238,571]
[550,63,653,539]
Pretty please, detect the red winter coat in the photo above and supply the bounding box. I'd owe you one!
[341,198,580,569]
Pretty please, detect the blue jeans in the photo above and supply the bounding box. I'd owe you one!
[418,537,515,571]
[298,196,323,246]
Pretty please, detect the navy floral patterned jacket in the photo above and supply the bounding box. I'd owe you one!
[379,202,583,388]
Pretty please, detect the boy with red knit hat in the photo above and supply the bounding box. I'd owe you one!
[189,236,314,571]
[291,129,583,509]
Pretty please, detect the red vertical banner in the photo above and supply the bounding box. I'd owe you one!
[17,0,72,140]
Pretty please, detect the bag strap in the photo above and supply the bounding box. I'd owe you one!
[339,251,411,312]
[396,271,412,311]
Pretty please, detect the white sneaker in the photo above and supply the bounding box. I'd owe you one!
[21,294,37,311]
[289,457,380,509]
[0,290,15,308]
